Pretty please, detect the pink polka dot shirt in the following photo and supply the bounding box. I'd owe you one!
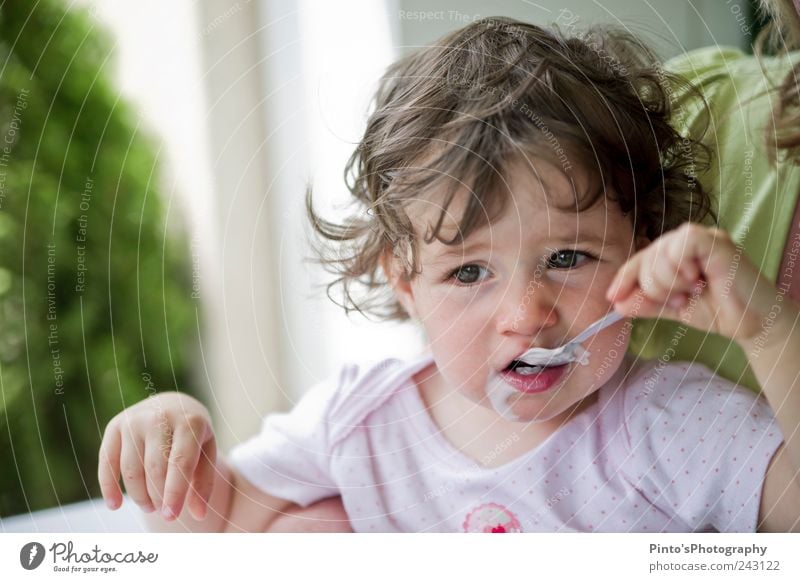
[229,354,783,532]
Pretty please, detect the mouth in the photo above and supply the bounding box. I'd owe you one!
[499,359,570,394]
[505,359,548,375]
[502,347,571,371]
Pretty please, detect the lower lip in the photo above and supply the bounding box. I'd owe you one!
[500,364,569,394]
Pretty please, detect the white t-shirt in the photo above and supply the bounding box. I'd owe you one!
[229,354,782,532]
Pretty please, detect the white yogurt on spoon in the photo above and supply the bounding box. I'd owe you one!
[487,311,624,421]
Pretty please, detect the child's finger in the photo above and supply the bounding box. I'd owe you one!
[187,437,217,521]
[119,434,155,513]
[680,256,701,283]
[160,425,204,521]
[98,426,123,510]
[143,423,172,510]
[606,252,644,303]
[612,287,684,321]
[637,251,689,303]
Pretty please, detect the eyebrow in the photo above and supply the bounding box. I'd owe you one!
[433,240,489,259]
[435,232,608,255]
[547,232,608,247]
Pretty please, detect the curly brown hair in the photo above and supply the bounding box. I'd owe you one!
[756,0,800,156]
[307,16,714,321]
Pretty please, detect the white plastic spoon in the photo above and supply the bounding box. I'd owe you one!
[514,311,624,370]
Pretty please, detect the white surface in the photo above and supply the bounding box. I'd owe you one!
[0,498,147,533]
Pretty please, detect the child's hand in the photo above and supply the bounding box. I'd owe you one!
[98,392,217,522]
[606,223,784,345]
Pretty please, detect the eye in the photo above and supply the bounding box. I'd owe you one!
[546,250,593,269]
[449,264,490,285]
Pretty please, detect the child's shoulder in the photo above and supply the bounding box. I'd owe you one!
[315,353,434,444]
[605,356,776,451]
[600,357,782,533]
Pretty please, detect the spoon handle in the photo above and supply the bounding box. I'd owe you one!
[570,311,624,345]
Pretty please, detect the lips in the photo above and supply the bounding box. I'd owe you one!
[499,362,569,394]
[505,360,547,375]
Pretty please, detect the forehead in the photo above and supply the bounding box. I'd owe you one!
[408,157,590,239]
[408,161,639,262]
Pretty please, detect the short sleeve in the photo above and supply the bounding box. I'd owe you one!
[619,362,784,532]
[228,376,341,507]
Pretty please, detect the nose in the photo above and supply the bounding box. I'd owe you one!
[495,275,558,338]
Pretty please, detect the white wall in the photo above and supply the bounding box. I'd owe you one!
[256,0,425,405]
[395,0,751,58]
[73,0,288,448]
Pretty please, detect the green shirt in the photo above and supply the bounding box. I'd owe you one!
[629,46,800,391]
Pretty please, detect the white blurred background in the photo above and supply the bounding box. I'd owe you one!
[70,0,754,450]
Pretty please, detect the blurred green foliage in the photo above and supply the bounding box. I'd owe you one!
[0,1,198,516]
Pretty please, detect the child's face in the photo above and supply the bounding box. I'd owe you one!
[389,158,643,424]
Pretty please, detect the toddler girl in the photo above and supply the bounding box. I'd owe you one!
[99,17,800,532]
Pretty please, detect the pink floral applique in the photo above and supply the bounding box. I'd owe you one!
[463,502,522,533]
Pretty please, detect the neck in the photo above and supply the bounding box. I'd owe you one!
[414,363,597,468]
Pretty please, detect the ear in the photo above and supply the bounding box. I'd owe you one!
[380,249,418,319]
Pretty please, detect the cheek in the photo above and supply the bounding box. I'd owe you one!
[416,286,491,333]
[423,314,491,386]
[582,321,632,379]
[596,320,631,350]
